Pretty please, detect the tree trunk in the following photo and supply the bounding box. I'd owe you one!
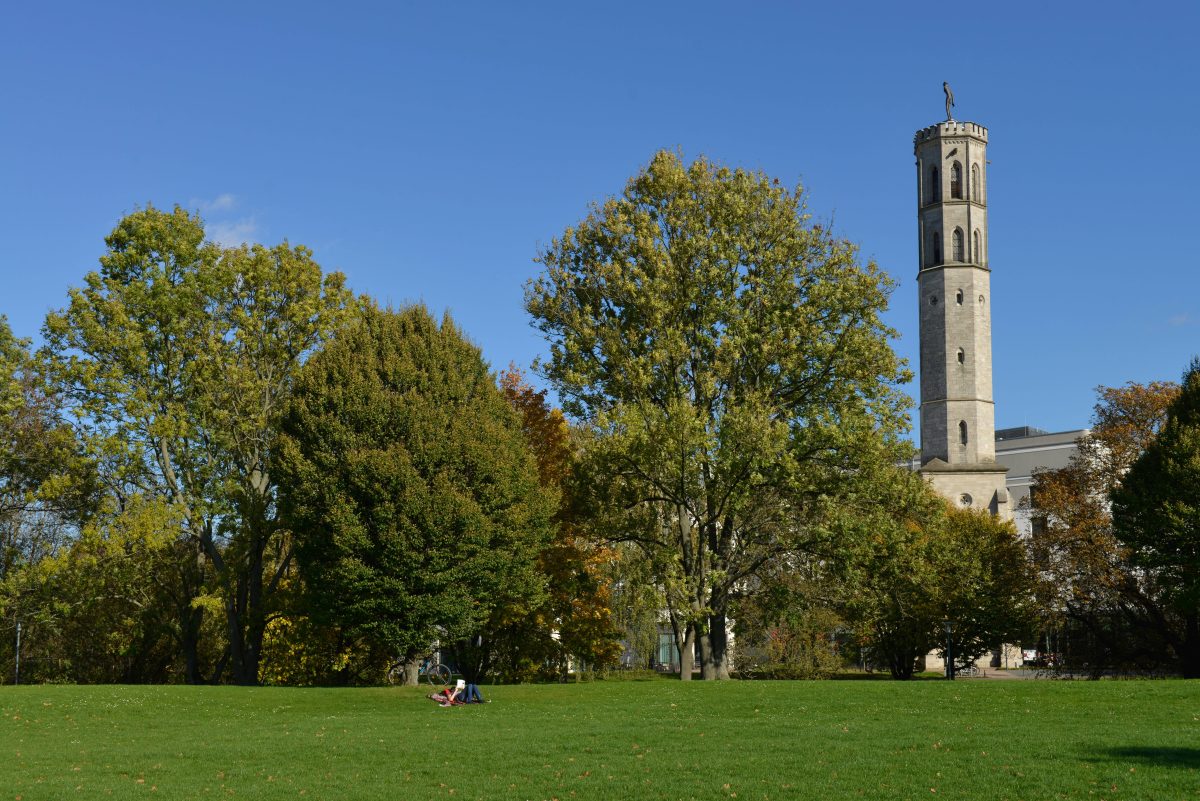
[889,649,916,680]
[181,597,205,684]
[225,541,267,686]
[225,585,248,684]
[678,623,695,680]
[700,613,731,680]
[399,651,422,686]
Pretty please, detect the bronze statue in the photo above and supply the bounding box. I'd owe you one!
[943,82,955,121]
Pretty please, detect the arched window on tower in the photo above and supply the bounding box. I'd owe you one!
[928,166,939,204]
[959,421,968,446]
[971,163,980,202]
[932,232,941,264]
[951,162,963,199]
[973,229,981,264]
[953,228,964,262]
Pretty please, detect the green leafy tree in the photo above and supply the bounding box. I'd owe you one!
[602,542,665,670]
[276,304,556,685]
[1112,359,1200,677]
[525,150,911,679]
[2,496,195,683]
[0,317,101,683]
[42,205,350,683]
[0,317,96,581]
[836,468,1033,679]
[728,557,846,680]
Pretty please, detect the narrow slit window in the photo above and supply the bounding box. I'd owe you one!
[928,166,940,204]
[933,232,941,264]
[951,162,963,199]
[971,164,980,202]
[959,421,969,445]
[956,348,965,364]
[973,229,981,264]
[955,289,964,305]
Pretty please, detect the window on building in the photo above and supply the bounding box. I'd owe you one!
[973,229,981,264]
[657,633,677,667]
[932,232,941,264]
[928,166,939,204]
[959,421,968,445]
[956,289,964,305]
[953,228,964,261]
[957,348,965,364]
[951,162,963,199]
[971,164,980,202]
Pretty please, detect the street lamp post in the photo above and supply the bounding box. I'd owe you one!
[943,619,955,681]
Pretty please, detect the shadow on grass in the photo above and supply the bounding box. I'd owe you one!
[1094,747,1200,769]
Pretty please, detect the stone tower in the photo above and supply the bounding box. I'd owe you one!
[914,118,1010,519]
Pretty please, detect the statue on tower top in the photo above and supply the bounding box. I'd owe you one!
[943,82,956,121]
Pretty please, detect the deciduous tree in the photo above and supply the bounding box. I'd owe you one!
[0,317,96,581]
[1027,380,1180,675]
[276,305,555,685]
[42,205,350,683]
[837,469,1033,679]
[477,367,620,681]
[1112,360,1200,677]
[525,150,911,679]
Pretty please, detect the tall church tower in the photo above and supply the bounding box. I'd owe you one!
[915,115,1010,519]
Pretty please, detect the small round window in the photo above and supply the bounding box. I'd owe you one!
[959,493,972,507]
[930,295,938,306]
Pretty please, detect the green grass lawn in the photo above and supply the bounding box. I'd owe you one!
[2,679,1198,800]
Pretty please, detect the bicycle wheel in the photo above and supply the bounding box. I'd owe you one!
[425,663,452,687]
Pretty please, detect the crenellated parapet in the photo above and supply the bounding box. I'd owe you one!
[914,120,988,147]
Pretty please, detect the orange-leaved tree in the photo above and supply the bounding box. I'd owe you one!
[1026,380,1180,675]
[476,366,621,680]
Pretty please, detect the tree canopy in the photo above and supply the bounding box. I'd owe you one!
[831,468,1032,679]
[277,304,556,682]
[1027,380,1181,675]
[1112,360,1200,677]
[38,204,351,683]
[526,150,911,679]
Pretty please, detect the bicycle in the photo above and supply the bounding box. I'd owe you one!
[387,653,452,687]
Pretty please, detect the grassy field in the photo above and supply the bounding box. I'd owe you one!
[2,679,1198,801]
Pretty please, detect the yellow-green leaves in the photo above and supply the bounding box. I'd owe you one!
[527,150,912,678]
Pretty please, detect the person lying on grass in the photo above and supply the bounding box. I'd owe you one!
[457,681,487,704]
[426,680,488,706]
[427,687,461,706]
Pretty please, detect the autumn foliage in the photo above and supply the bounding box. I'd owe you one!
[487,367,622,679]
[1027,380,1182,675]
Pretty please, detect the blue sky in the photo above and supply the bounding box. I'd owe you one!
[2,1,1197,441]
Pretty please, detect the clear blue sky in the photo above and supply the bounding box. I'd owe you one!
[3,1,1197,440]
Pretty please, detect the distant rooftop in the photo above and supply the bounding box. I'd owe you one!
[995,426,1049,441]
